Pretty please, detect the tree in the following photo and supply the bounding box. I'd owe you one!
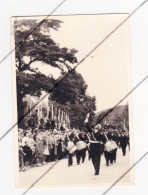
[14,19,78,72]
[50,71,87,105]
[51,71,96,129]
[96,105,129,130]
[16,71,55,128]
[14,19,78,127]
[16,71,55,97]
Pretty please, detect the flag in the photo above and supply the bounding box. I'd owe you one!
[58,108,61,123]
[84,113,90,123]
[51,103,54,120]
[104,118,107,125]
[63,111,66,125]
[67,114,70,124]
[61,110,63,124]
[54,106,57,121]
[123,118,127,133]
[65,112,68,124]
[63,111,65,124]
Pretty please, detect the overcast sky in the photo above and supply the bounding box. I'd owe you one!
[31,14,131,112]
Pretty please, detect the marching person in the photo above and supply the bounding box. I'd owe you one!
[74,131,87,165]
[104,132,112,166]
[110,131,118,163]
[79,132,88,163]
[103,125,118,165]
[119,131,128,156]
[89,124,105,175]
[64,130,76,167]
[109,126,118,164]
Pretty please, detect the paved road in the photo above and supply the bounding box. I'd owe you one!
[18,147,133,188]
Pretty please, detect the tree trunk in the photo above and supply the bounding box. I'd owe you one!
[17,92,26,129]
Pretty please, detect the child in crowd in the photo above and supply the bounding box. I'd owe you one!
[36,136,44,166]
[19,142,26,171]
[23,141,33,169]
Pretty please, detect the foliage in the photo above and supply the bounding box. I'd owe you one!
[96,105,129,130]
[51,71,96,129]
[16,71,55,97]
[14,19,78,72]
[14,18,78,128]
[14,19,96,130]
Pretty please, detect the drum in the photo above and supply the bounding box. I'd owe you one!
[66,141,77,154]
[76,141,86,151]
[104,140,117,152]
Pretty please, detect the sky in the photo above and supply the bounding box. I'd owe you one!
[31,14,131,112]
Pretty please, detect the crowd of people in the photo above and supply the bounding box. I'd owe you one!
[18,124,130,175]
[18,127,67,171]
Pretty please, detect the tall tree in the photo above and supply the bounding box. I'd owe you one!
[14,19,78,72]
[51,71,96,129]
[14,19,78,127]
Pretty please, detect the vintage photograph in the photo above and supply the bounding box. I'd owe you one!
[12,14,134,188]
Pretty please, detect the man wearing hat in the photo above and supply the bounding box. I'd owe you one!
[89,124,105,175]
[119,131,128,156]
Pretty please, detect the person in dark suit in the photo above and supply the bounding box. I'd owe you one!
[74,132,88,165]
[89,124,105,175]
[64,130,75,167]
[110,127,118,163]
[119,131,128,156]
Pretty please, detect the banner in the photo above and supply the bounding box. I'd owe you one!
[51,103,54,121]
[84,113,90,123]
[61,110,63,124]
[58,108,61,123]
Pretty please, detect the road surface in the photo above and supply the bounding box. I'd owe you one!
[18,147,133,188]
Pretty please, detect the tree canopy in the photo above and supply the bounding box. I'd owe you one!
[14,19,78,73]
[15,18,78,127]
[51,71,96,129]
[96,105,129,130]
[16,71,55,98]
[14,18,97,129]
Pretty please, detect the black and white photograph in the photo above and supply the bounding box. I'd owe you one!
[12,14,134,188]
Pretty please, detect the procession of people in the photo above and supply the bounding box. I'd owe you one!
[18,121,129,176]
